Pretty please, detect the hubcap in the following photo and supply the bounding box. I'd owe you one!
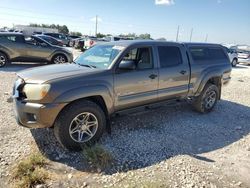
[0,55,6,66]
[232,60,237,66]
[54,55,66,64]
[69,112,98,143]
[203,90,216,109]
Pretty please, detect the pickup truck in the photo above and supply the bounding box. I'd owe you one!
[13,41,232,151]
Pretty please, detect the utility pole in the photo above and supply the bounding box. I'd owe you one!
[189,28,193,42]
[176,25,180,42]
[95,15,98,37]
[205,34,208,42]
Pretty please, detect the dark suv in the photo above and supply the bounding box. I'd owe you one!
[0,33,73,67]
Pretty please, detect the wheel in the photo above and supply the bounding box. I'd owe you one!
[54,100,106,151]
[51,54,67,64]
[0,52,8,68]
[192,83,219,113]
[232,58,237,67]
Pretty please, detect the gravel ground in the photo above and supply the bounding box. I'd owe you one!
[0,57,250,188]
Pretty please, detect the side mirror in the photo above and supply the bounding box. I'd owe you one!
[119,60,136,70]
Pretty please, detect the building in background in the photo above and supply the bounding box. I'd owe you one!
[13,25,58,36]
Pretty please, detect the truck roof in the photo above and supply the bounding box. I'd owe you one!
[100,40,222,48]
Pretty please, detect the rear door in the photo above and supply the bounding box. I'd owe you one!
[157,44,190,100]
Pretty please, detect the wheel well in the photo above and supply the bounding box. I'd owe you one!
[207,77,221,99]
[0,50,10,61]
[207,77,221,87]
[55,96,109,125]
[52,53,68,62]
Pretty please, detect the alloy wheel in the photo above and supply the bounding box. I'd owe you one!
[0,55,6,67]
[69,112,98,143]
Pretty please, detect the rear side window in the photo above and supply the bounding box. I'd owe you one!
[158,46,183,67]
[209,48,228,60]
[190,47,228,62]
[0,35,24,43]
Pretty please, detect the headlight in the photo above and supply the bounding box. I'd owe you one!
[23,84,51,100]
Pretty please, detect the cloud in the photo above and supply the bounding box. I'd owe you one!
[90,17,102,22]
[155,0,174,5]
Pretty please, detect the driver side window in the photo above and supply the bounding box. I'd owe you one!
[122,47,153,70]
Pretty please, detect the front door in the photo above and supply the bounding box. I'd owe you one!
[114,46,158,111]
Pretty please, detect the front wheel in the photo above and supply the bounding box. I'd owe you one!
[192,83,219,113]
[54,100,106,151]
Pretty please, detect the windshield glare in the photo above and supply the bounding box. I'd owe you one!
[74,45,122,69]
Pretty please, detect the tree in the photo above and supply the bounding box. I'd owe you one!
[96,33,106,38]
[29,23,69,34]
[69,31,82,36]
[139,33,151,39]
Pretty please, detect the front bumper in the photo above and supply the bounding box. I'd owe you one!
[14,98,66,128]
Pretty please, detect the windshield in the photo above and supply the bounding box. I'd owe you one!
[74,45,124,69]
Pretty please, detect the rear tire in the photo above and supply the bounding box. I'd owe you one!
[232,58,237,67]
[0,52,8,68]
[192,83,219,113]
[51,54,67,64]
[54,100,106,151]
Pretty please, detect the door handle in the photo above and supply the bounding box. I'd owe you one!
[180,70,187,75]
[149,74,157,79]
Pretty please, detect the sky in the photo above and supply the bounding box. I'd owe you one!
[0,0,249,44]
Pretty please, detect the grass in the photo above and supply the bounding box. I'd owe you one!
[12,152,48,188]
[82,144,113,171]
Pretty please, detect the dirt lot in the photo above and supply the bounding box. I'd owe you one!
[0,54,250,187]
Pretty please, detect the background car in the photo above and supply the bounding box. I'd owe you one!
[0,32,73,67]
[43,32,70,46]
[223,46,238,67]
[237,50,250,65]
[68,35,81,47]
[34,34,64,46]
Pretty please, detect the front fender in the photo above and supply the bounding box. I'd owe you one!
[54,85,114,114]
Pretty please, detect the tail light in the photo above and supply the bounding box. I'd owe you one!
[90,40,94,46]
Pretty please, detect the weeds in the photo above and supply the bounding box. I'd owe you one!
[82,144,113,171]
[12,152,48,188]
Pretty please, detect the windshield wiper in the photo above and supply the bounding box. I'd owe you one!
[73,61,96,68]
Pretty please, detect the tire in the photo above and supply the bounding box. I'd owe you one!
[51,54,67,64]
[192,83,219,113]
[232,58,237,67]
[54,100,106,151]
[0,52,8,68]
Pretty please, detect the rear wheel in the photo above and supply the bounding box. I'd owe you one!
[51,54,67,64]
[54,100,106,151]
[192,83,219,113]
[0,52,8,68]
[232,58,237,67]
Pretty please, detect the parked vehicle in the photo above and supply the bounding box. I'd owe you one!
[68,35,81,47]
[0,33,73,67]
[237,50,250,65]
[83,36,98,49]
[73,38,85,49]
[34,34,64,46]
[43,33,70,46]
[13,41,231,150]
[223,46,238,67]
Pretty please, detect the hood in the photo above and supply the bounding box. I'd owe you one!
[17,63,102,84]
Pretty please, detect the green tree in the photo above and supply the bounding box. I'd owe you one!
[96,33,106,38]
[139,33,151,39]
[69,31,82,36]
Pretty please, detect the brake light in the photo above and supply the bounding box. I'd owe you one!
[90,40,94,46]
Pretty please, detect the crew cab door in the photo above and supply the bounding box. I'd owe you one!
[114,46,158,111]
[157,44,190,100]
